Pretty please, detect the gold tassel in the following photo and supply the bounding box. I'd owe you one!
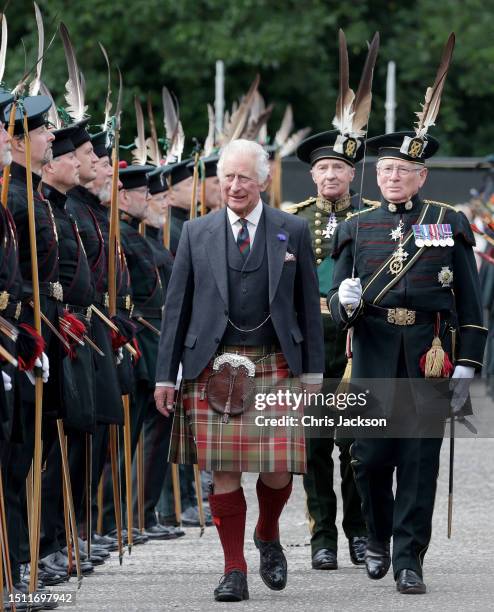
[423,336,446,378]
[336,357,352,395]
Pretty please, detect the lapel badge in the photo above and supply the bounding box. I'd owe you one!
[438,266,453,287]
[277,233,286,241]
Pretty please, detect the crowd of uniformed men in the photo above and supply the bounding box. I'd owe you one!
[0,14,490,610]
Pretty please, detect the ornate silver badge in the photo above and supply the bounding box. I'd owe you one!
[438,266,453,287]
[322,213,338,239]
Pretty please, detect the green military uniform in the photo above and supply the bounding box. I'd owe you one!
[289,193,369,559]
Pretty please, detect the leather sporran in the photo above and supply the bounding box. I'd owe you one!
[206,353,257,423]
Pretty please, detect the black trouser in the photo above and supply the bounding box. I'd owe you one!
[41,428,88,553]
[350,343,445,579]
[101,382,150,533]
[142,399,173,527]
[4,410,58,583]
[304,434,366,554]
[351,436,443,578]
[91,423,109,531]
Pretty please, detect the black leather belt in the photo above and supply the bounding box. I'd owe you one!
[93,291,109,307]
[365,303,447,326]
[93,291,133,313]
[0,291,22,320]
[117,295,133,313]
[65,304,92,321]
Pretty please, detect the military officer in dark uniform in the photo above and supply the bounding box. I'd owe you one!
[65,125,126,549]
[0,90,22,452]
[40,125,107,574]
[100,164,167,537]
[289,131,368,570]
[160,161,192,254]
[187,154,223,213]
[135,166,181,538]
[328,130,487,594]
[4,95,58,589]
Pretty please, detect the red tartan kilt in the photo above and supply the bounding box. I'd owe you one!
[168,345,306,473]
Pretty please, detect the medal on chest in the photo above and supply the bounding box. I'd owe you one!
[322,212,338,238]
[389,219,409,275]
[413,223,454,247]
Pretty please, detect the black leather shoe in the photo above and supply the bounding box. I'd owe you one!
[349,536,367,565]
[213,570,249,602]
[365,541,391,580]
[79,538,111,559]
[396,569,426,594]
[39,553,69,577]
[57,551,95,575]
[143,524,180,540]
[37,567,68,586]
[104,528,148,545]
[91,533,119,551]
[253,529,287,591]
[311,548,338,570]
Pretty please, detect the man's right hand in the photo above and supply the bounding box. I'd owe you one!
[338,278,362,308]
[154,385,176,417]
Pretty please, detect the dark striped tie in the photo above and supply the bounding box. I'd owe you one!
[237,218,250,258]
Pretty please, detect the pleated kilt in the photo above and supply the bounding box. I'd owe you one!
[168,344,306,474]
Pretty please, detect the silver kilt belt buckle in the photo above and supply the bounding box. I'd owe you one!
[207,353,256,423]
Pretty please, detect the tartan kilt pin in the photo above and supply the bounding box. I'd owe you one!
[168,345,306,473]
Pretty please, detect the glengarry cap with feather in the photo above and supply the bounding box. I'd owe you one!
[3,95,52,135]
[147,166,168,195]
[367,33,455,164]
[51,125,78,158]
[70,119,91,149]
[187,154,218,179]
[120,164,155,190]
[159,160,192,188]
[296,129,364,166]
[90,131,110,159]
[297,29,379,167]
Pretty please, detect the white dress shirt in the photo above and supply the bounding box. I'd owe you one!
[226,198,263,245]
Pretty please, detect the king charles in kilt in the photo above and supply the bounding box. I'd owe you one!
[155,139,324,602]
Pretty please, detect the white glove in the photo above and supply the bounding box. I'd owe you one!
[2,370,12,392]
[25,352,50,385]
[115,347,124,365]
[450,365,475,414]
[338,278,362,309]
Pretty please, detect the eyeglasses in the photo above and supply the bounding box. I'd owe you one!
[376,165,422,177]
[223,173,256,185]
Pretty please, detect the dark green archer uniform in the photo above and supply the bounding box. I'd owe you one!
[293,130,368,566]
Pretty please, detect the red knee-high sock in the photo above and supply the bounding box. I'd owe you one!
[255,477,293,542]
[209,487,247,575]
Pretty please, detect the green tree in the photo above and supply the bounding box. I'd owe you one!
[3,0,494,156]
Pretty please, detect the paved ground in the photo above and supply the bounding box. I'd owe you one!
[54,383,494,612]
